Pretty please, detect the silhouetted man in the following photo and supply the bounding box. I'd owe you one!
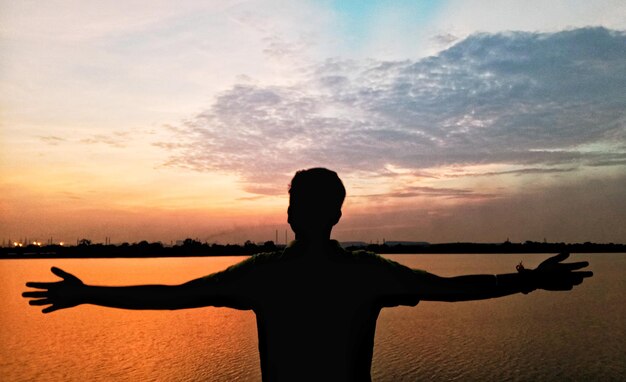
[23,168,592,381]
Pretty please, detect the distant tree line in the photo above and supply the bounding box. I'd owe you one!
[349,240,626,254]
[0,239,280,259]
[1,239,624,259]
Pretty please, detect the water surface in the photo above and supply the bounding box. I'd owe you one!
[1,254,623,381]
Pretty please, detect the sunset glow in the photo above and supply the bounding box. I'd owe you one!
[1,1,625,244]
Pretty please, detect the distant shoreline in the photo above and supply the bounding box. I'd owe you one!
[1,240,624,259]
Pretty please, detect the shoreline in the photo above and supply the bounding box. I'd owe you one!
[2,240,625,259]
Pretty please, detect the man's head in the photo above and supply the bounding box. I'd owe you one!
[288,168,345,239]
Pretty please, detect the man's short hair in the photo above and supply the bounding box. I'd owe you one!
[288,168,346,221]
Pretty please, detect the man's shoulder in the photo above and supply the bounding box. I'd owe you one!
[342,248,380,261]
[340,248,401,267]
[211,250,283,281]
[235,250,284,269]
[340,248,427,278]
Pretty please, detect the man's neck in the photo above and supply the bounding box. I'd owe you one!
[293,233,336,258]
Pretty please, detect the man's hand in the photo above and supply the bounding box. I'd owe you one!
[23,267,86,313]
[530,253,593,291]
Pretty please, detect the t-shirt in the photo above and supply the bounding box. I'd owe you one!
[186,240,426,382]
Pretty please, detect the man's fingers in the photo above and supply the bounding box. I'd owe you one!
[548,252,570,264]
[42,305,60,314]
[25,282,55,289]
[562,261,589,271]
[22,291,48,298]
[575,271,594,278]
[29,299,51,306]
[564,273,590,287]
[51,267,73,280]
[572,277,584,286]
[24,267,75,289]
[543,280,575,291]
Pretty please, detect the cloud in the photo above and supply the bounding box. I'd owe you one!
[435,0,626,39]
[337,172,626,243]
[446,167,578,178]
[38,136,66,145]
[430,32,460,49]
[356,185,497,200]
[162,27,626,193]
[80,131,130,148]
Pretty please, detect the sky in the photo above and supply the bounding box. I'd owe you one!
[1,0,625,245]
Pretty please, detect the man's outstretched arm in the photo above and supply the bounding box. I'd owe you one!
[22,267,251,313]
[413,253,593,302]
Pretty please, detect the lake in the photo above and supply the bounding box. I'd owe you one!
[1,254,623,381]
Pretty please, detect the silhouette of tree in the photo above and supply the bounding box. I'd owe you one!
[78,239,91,246]
[182,238,201,247]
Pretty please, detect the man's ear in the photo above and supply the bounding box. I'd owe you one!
[287,206,298,233]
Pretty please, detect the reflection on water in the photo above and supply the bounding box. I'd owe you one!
[1,254,624,381]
